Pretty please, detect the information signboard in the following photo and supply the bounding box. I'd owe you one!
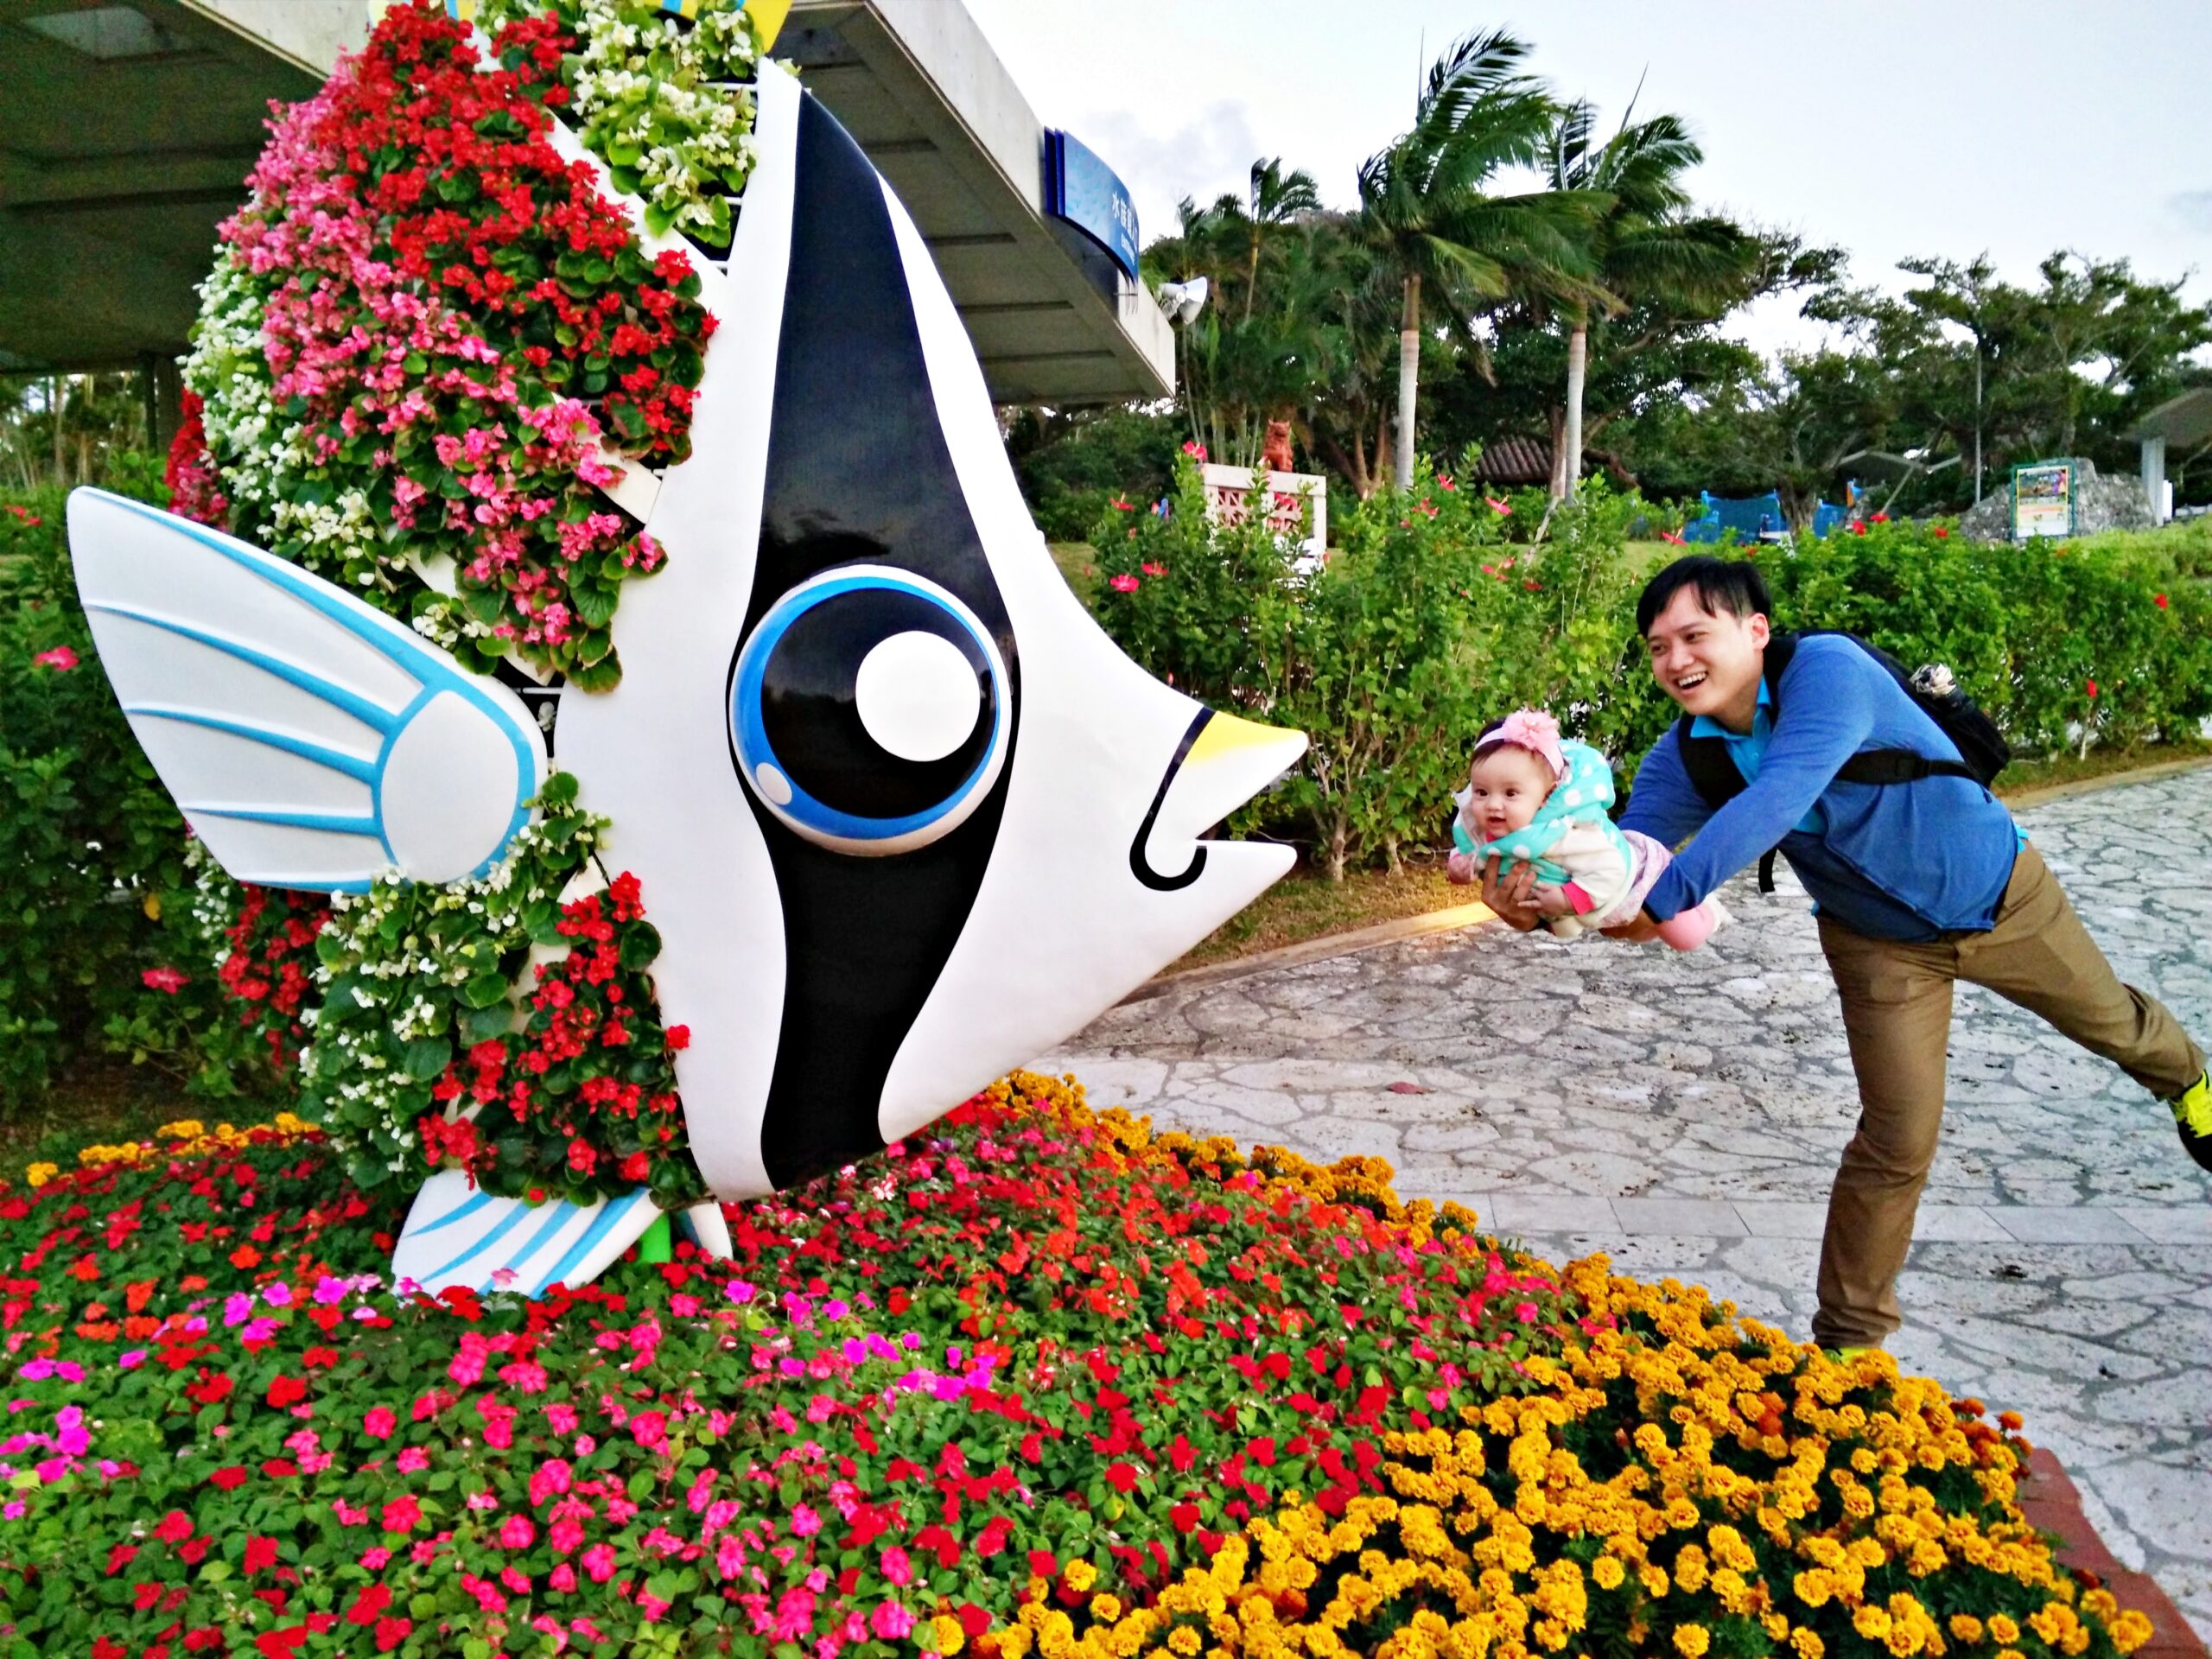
[2011,459,2079,540]
[1043,130,1139,280]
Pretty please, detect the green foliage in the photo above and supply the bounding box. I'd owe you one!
[0,474,242,1106]
[1089,456,1667,878]
[1007,407,1184,543]
[1083,463,2210,880]
[1760,522,2212,756]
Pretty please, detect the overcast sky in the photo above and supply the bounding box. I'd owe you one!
[963,0,2212,359]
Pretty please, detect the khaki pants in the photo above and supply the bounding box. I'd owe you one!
[1813,842,2206,1349]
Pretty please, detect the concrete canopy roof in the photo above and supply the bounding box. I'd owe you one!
[0,0,327,372]
[2128,387,2212,449]
[0,0,1173,404]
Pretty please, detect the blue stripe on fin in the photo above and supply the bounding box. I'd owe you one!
[127,706,381,784]
[86,601,402,734]
[188,806,385,839]
[533,1187,650,1295]
[483,1200,587,1294]
[405,1188,495,1239]
[424,1200,535,1286]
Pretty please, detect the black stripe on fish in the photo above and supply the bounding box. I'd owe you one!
[733,90,1021,1191]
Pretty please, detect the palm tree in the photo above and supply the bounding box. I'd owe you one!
[1357,29,1601,493]
[1544,97,1759,498]
[1242,158,1321,321]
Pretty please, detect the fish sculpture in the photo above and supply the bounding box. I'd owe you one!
[67,63,1306,1296]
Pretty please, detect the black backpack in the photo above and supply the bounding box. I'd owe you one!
[1675,630,2011,893]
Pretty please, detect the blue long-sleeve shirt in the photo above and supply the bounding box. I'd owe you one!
[1620,634,2020,942]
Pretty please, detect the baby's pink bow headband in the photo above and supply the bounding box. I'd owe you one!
[1477,707,1566,779]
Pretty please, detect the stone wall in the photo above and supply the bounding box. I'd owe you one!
[1959,457,2152,541]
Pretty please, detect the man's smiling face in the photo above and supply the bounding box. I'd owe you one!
[1644,585,1769,732]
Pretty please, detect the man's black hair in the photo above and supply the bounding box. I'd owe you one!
[1635,556,1773,636]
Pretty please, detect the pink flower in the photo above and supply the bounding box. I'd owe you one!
[380,1493,422,1534]
[1108,574,1140,594]
[1485,497,1512,515]
[140,966,188,995]
[790,1503,820,1537]
[1181,441,1207,461]
[363,1406,397,1440]
[880,1545,912,1586]
[1141,563,1166,576]
[872,1601,915,1640]
[32,645,78,671]
[581,1543,617,1584]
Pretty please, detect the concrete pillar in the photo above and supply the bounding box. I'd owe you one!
[2141,434,2168,524]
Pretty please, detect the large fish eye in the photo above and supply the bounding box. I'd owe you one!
[730,565,1011,855]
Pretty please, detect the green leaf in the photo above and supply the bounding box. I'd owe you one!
[402,1036,454,1081]
[462,970,511,1010]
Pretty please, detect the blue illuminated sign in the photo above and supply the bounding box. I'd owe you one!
[1043,130,1139,281]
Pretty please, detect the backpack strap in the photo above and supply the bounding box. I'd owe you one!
[1673,632,1798,893]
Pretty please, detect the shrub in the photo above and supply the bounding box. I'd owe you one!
[1757,522,2212,757]
[0,1077,2153,1659]
[0,480,251,1107]
[1089,459,1669,878]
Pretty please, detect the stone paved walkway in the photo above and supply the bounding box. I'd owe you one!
[1040,766,2212,1638]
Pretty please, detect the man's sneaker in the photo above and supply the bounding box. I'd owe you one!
[2171,1072,2212,1172]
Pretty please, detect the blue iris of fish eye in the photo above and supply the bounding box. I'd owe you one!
[730,566,1012,853]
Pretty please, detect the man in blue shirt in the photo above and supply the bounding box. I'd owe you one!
[1484,556,2211,1351]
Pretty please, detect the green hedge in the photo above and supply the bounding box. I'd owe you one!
[1082,471,2212,878]
[0,468,269,1107]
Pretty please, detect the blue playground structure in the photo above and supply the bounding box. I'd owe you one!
[1681,485,1857,544]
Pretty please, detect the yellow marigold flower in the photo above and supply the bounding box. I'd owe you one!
[157,1119,204,1141]
[1167,1630,1201,1656]
[1855,1606,1894,1642]
[1764,1615,1790,1642]
[1792,1572,1834,1609]
[1592,1557,1625,1592]
[1949,1615,1983,1643]
[932,1615,966,1656]
[1793,1630,1826,1659]
[2110,1611,2154,1655]
[1674,1624,1711,1657]
[22,1163,58,1190]
[1063,1560,1097,1594]
[1088,1596,1122,1625]
[1987,1616,2019,1645]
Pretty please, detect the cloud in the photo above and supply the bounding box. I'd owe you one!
[2168,190,2212,233]
[1069,101,1263,243]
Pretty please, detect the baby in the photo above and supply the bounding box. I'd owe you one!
[1444,708,1726,950]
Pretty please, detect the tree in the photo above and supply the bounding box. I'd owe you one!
[1541,97,1760,498]
[1355,29,1599,493]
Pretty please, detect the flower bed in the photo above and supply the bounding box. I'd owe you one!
[0,1076,2152,1659]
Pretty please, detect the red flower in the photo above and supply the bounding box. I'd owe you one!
[2086,679,2099,698]
[154,1510,194,1542]
[209,1465,251,1492]
[1103,1461,1140,1493]
[374,1618,413,1653]
[142,966,189,995]
[1141,563,1167,577]
[1169,1502,1200,1532]
[380,1494,423,1534]
[2155,593,2170,608]
[32,645,78,671]
[1871,512,1890,523]
[266,1374,308,1408]
[665,1024,690,1051]
[1110,497,1135,512]
[1933,526,1950,538]
[245,1536,279,1574]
